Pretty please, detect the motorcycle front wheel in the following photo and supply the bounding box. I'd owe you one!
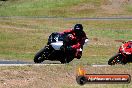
[34,45,50,63]
[108,53,123,65]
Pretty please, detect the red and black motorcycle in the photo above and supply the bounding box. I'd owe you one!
[108,40,132,65]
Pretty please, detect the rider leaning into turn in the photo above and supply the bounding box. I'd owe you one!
[60,24,88,59]
[121,40,132,55]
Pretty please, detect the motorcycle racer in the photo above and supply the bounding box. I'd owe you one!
[34,24,88,63]
[108,40,132,65]
[118,40,132,64]
[120,40,132,55]
[60,24,89,59]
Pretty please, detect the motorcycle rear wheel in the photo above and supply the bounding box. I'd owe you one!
[60,57,74,64]
[60,50,75,64]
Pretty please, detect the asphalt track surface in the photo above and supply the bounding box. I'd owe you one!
[0,16,131,66]
[0,60,63,66]
[0,60,110,67]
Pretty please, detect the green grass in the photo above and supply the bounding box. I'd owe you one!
[0,18,132,63]
[0,0,90,16]
[0,1,132,88]
[0,0,132,17]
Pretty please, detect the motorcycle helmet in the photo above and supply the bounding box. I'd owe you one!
[127,40,132,48]
[73,24,83,36]
[74,24,83,32]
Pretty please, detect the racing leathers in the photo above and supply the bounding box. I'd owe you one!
[118,40,132,63]
[120,41,132,55]
[61,29,88,59]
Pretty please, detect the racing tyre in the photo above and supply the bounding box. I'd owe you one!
[108,53,121,65]
[34,46,50,63]
[60,57,74,64]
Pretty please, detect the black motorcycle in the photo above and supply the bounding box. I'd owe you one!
[34,32,88,64]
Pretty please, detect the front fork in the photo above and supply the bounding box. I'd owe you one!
[120,52,127,64]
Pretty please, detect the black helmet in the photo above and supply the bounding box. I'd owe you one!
[74,24,83,32]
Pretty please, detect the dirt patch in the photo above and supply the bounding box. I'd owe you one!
[100,0,132,15]
[70,3,95,11]
[93,38,98,41]
[0,65,131,88]
[114,39,125,43]
[0,68,36,88]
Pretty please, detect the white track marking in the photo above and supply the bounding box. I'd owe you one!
[0,64,109,67]
[92,64,110,67]
[0,64,64,66]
